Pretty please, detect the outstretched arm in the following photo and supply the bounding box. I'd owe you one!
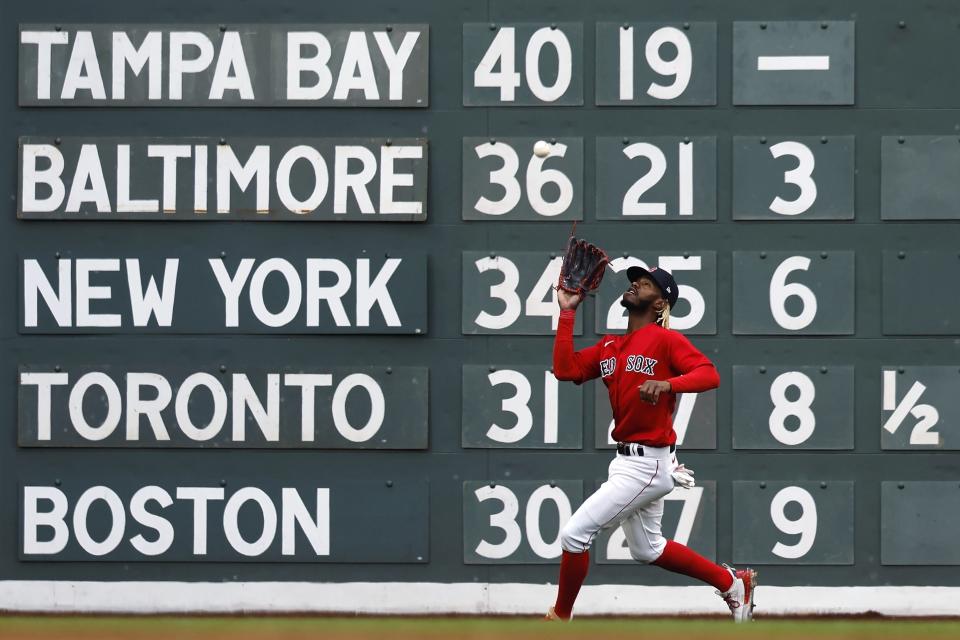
[553,290,602,384]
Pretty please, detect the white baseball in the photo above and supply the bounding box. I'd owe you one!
[533,140,551,158]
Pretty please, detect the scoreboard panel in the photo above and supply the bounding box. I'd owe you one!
[732,251,855,335]
[461,365,583,449]
[595,136,718,220]
[594,22,717,106]
[731,21,855,105]
[5,0,960,609]
[732,481,855,565]
[731,136,855,220]
[594,252,717,335]
[881,136,960,220]
[881,482,960,565]
[732,366,855,450]
[462,23,584,106]
[595,482,717,564]
[462,137,583,220]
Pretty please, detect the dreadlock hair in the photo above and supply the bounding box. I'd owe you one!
[657,304,671,330]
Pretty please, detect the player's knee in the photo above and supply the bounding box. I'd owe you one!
[629,534,667,564]
[560,520,591,553]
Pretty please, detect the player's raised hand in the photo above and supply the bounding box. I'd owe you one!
[557,288,583,310]
[638,380,671,404]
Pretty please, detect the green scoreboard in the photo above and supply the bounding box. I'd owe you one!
[3,0,960,615]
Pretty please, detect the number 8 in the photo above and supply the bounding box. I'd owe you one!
[768,372,816,445]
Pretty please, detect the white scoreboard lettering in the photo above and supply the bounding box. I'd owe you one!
[19,24,430,107]
[22,484,330,560]
[21,254,427,334]
[19,366,429,449]
[19,137,428,220]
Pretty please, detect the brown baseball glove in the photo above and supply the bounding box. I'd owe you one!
[557,235,609,295]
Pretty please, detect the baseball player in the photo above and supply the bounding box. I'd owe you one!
[545,265,757,622]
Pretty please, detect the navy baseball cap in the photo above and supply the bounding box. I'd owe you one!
[626,266,679,308]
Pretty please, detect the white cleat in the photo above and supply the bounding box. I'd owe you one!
[543,606,570,622]
[716,564,757,622]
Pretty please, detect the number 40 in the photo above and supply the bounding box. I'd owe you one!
[474,27,572,102]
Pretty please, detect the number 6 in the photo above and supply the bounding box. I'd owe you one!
[769,256,817,330]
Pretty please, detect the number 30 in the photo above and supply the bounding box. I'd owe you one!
[474,484,572,559]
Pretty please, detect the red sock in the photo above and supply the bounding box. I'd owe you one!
[553,550,590,619]
[652,540,734,592]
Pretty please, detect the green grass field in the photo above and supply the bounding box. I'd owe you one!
[0,616,957,640]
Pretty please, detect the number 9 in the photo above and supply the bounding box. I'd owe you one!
[770,486,817,559]
[645,27,692,100]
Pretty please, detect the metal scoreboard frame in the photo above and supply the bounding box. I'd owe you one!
[3,0,960,616]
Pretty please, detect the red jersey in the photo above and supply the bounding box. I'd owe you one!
[552,308,719,446]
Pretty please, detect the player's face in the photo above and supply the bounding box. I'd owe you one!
[622,275,662,307]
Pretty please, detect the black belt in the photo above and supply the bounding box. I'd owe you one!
[616,442,676,456]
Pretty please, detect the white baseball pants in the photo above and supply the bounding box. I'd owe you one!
[560,446,676,563]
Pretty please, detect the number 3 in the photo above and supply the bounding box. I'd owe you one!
[769,141,816,216]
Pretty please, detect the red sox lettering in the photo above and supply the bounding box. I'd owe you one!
[624,354,657,375]
[600,354,659,378]
[599,357,616,377]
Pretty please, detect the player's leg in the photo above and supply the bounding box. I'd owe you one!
[620,493,757,622]
[548,455,670,620]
